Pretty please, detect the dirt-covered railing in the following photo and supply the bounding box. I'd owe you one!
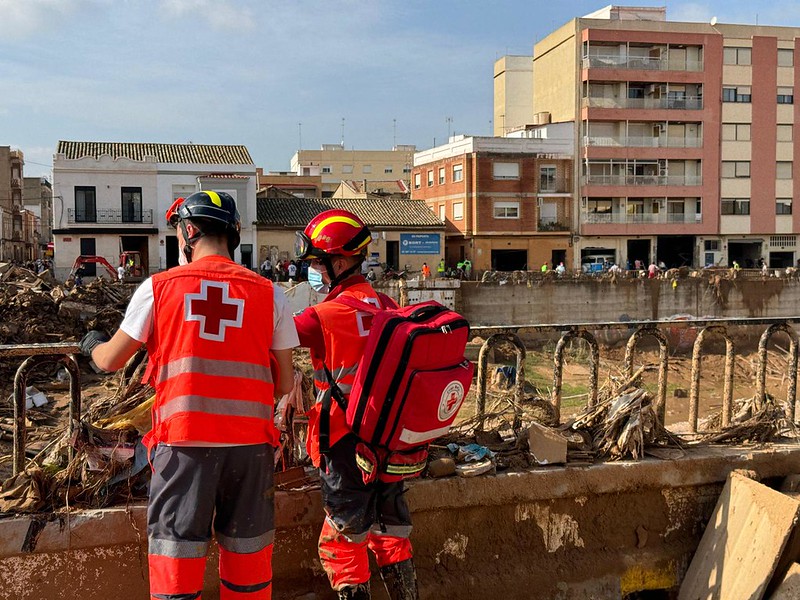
[473,317,800,431]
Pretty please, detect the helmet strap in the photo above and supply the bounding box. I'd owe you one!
[328,256,361,289]
[179,220,205,264]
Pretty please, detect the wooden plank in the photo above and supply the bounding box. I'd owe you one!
[770,563,800,600]
[678,473,800,600]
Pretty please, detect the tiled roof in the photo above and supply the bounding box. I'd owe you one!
[257,197,444,229]
[56,141,254,165]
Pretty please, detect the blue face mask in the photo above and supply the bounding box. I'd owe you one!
[308,265,329,293]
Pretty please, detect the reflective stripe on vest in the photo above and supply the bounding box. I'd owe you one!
[157,395,274,422]
[158,356,271,385]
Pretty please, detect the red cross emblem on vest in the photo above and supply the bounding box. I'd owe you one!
[184,280,244,342]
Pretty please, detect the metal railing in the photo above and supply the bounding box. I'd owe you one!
[582,55,704,72]
[538,177,572,193]
[582,174,702,187]
[473,317,800,434]
[582,212,702,225]
[584,135,703,148]
[583,97,704,110]
[67,208,154,225]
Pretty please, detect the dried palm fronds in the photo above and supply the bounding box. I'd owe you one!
[698,395,795,444]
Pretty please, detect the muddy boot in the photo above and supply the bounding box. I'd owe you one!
[337,582,371,599]
[379,559,419,600]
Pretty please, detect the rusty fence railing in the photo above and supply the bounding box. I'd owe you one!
[472,317,800,433]
[0,343,81,476]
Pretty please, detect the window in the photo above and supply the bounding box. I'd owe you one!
[74,186,96,222]
[384,166,393,174]
[493,201,519,219]
[722,123,751,141]
[777,199,793,215]
[362,165,372,174]
[453,202,463,220]
[342,165,353,174]
[414,173,421,189]
[721,198,750,215]
[427,170,434,186]
[452,163,463,182]
[723,46,752,65]
[121,187,143,223]
[438,167,445,185]
[539,166,557,191]
[403,166,412,174]
[721,161,751,178]
[438,204,446,220]
[778,125,793,142]
[778,49,794,67]
[723,86,751,103]
[704,240,720,252]
[587,199,611,213]
[493,162,520,179]
[777,161,793,179]
[778,87,794,104]
[321,165,332,174]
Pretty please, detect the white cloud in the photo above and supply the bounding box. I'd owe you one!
[0,0,108,39]
[160,0,256,31]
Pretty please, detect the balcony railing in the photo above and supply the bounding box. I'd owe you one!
[582,174,702,187]
[584,135,703,148]
[10,178,21,189]
[582,55,704,72]
[583,96,703,110]
[537,218,571,231]
[583,212,702,225]
[538,177,573,193]
[67,208,154,225]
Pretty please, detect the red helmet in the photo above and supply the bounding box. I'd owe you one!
[295,209,371,260]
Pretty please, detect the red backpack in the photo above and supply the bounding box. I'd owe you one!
[322,296,474,482]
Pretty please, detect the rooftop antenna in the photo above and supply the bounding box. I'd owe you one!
[446,116,453,140]
[298,122,302,151]
[341,117,345,147]
[710,16,717,26]
[393,118,397,148]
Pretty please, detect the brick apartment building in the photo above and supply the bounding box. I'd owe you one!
[413,135,573,271]
[497,5,800,269]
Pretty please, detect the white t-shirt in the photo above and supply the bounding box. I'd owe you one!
[120,276,299,350]
[287,263,297,277]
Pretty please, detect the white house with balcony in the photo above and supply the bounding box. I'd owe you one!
[52,142,257,280]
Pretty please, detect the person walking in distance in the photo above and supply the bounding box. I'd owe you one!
[421,262,431,281]
[293,209,418,600]
[79,191,298,600]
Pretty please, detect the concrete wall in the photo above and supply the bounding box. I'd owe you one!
[459,277,800,326]
[2,445,799,599]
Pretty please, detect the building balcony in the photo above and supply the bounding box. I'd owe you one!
[10,178,21,189]
[11,230,21,241]
[538,177,573,194]
[582,174,702,187]
[67,208,154,225]
[582,97,703,110]
[583,136,702,149]
[582,55,703,72]
[582,212,702,225]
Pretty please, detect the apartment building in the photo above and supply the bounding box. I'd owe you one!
[52,141,257,279]
[413,135,573,271]
[290,145,415,196]
[498,6,800,269]
[494,56,535,136]
[23,176,53,259]
[256,168,322,198]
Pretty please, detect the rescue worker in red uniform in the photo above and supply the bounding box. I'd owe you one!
[80,191,297,600]
[293,209,418,600]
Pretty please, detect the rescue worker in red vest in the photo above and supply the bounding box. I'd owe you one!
[79,190,298,600]
[294,210,418,600]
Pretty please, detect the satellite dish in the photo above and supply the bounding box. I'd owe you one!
[710,16,718,26]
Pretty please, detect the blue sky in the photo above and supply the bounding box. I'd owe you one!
[2,0,799,179]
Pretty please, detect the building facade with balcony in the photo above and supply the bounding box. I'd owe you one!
[500,6,800,269]
[412,135,573,272]
[23,176,53,259]
[291,145,415,196]
[52,142,257,280]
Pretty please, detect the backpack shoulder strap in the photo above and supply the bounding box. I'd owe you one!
[318,364,348,455]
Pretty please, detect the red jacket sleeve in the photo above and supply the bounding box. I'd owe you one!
[293,307,326,358]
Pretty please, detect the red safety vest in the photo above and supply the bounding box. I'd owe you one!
[142,255,277,449]
[306,281,380,465]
